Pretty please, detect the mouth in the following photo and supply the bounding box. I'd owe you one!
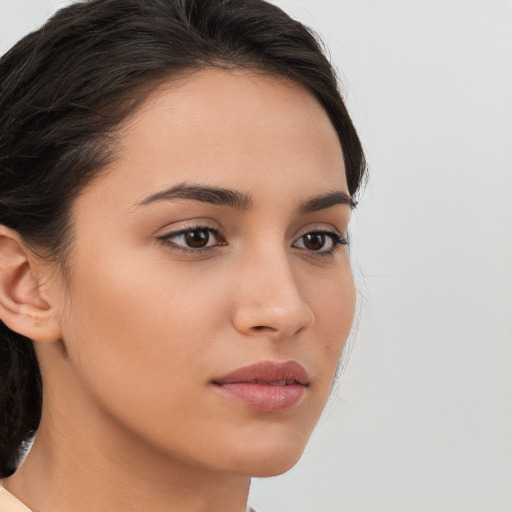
[212,361,309,412]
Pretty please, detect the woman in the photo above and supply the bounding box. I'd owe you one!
[0,0,365,510]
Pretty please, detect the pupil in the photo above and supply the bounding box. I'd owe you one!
[185,229,209,248]
[304,233,325,251]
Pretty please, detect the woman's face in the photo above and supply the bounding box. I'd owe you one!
[46,68,355,477]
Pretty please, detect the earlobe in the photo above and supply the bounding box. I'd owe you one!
[0,227,62,343]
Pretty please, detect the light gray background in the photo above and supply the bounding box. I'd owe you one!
[1,1,511,511]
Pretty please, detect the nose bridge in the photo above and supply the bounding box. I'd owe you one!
[232,241,314,337]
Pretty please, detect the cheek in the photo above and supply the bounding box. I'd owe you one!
[60,237,354,406]
[60,250,227,415]
[307,262,355,371]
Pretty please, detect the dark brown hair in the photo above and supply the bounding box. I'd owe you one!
[0,0,366,476]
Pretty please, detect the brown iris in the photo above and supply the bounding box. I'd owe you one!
[184,229,210,248]
[302,233,326,251]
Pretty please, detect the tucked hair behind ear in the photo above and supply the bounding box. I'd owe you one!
[0,326,41,477]
[0,0,366,476]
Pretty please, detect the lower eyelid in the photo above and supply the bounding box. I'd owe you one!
[292,233,346,253]
[157,226,226,252]
[157,226,346,253]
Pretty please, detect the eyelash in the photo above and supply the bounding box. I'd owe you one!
[157,225,348,256]
[293,230,349,257]
[157,225,225,254]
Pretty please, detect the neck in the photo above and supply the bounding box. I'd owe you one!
[3,395,251,512]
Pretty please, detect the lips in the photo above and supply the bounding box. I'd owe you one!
[213,361,309,412]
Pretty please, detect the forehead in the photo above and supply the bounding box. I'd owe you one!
[86,67,348,209]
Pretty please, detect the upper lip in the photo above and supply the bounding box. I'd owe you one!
[213,360,309,386]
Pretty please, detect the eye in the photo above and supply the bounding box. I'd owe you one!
[180,229,212,248]
[158,227,226,252]
[293,231,347,254]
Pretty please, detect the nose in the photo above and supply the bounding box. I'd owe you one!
[231,249,315,340]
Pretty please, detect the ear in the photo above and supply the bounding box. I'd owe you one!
[0,226,62,343]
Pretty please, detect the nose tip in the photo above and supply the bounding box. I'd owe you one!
[232,269,315,340]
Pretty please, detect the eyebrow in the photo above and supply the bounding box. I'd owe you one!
[299,191,357,213]
[137,183,356,212]
[138,183,252,210]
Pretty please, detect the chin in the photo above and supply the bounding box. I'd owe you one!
[225,432,311,478]
[250,448,306,477]
[246,456,303,478]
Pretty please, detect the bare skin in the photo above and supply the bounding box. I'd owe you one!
[0,68,355,512]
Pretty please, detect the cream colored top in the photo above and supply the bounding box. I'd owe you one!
[0,487,31,512]
[0,484,259,512]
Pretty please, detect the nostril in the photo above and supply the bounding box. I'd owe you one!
[251,325,276,332]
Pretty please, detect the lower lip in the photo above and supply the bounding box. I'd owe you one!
[214,383,307,412]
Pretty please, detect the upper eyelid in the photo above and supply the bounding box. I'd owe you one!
[159,227,346,250]
[156,220,221,236]
[161,226,219,237]
[293,223,344,240]
[156,225,347,258]
[156,226,224,253]
[293,230,347,245]
[157,226,222,247]
[157,223,345,238]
